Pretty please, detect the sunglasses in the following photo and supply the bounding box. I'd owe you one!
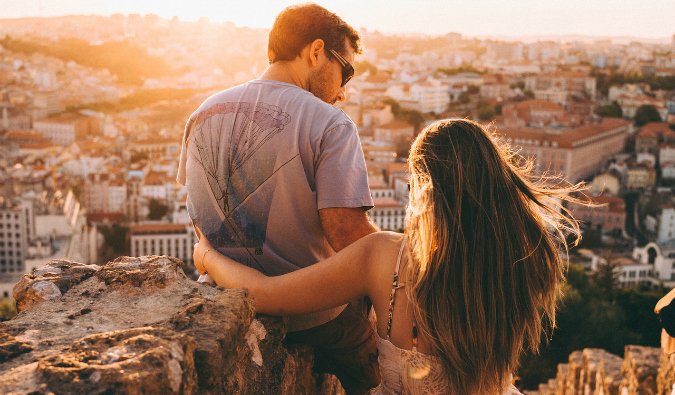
[329,49,354,87]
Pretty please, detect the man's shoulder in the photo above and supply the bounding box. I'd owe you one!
[190,80,354,130]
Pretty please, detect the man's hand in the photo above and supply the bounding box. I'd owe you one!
[319,207,379,252]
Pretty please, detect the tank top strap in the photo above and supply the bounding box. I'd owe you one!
[386,237,407,340]
[412,314,419,352]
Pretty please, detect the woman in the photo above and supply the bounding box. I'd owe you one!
[193,119,582,394]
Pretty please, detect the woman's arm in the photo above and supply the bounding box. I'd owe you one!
[193,232,388,316]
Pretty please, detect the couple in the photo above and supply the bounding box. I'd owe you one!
[178,4,582,395]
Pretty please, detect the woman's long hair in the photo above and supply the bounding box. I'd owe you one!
[403,119,583,395]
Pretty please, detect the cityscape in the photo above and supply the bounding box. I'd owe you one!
[1,8,675,393]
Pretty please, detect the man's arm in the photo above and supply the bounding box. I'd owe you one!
[319,207,379,252]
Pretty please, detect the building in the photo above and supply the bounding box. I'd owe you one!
[616,93,668,120]
[33,114,92,145]
[656,206,675,244]
[588,171,621,195]
[479,74,511,100]
[568,194,625,234]
[369,183,395,200]
[130,138,181,159]
[636,123,675,155]
[33,190,98,266]
[663,162,675,180]
[408,80,450,114]
[633,242,675,286]
[373,121,415,144]
[625,163,656,190]
[501,100,569,127]
[524,71,596,106]
[130,223,197,265]
[127,170,149,223]
[83,172,127,214]
[0,198,31,274]
[613,257,651,289]
[496,118,631,182]
[361,140,397,163]
[635,128,659,153]
[369,197,406,231]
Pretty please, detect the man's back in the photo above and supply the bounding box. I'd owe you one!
[177,79,372,331]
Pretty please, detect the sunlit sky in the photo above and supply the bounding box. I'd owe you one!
[1,0,674,39]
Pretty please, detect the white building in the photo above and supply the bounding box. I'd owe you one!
[613,256,651,289]
[0,198,31,274]
[33,116,88,146]
[663,162,675,180]
[657,206,675,244]
[361,140,397,163]
[370,186,395,200]
[633,242,675,286]
[409,80,450,114]
[370,197,406,231]
[130,223,197,265]
[661,145,675,164]
[35,190,98,265]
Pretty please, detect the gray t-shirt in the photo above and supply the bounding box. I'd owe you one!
[177,79,373,331]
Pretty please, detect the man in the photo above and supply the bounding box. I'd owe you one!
[177,4,379,394]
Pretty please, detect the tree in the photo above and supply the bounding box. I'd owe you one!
[458,91,471,105]
[518,263,645,390]
[399,109,425,132]
[394,136,413,159]
[596,101,622,118]
[634,105,662,127]
[478,105,496,121]
[149,199,169,220]
[382,97,401,115]
[354,60,377,76]
[593,258,620,299]
[577,228,603,249]
[0,299,16,321]
[98,224,130,263]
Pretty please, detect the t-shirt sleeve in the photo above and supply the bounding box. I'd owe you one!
[315,122,373,210]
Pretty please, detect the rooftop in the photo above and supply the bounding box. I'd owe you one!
[131,223,189,235]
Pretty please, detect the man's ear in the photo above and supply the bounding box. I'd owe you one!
[308,39,325,67]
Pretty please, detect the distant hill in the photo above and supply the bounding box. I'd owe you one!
[0,35,178,85]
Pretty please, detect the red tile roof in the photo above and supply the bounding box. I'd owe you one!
[372,197,404,208]
[131,223,188,235]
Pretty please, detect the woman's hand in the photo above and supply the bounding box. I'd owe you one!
[193,229,214,275]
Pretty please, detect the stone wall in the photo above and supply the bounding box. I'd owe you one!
[0,256,344,395]
[525,345,665,395]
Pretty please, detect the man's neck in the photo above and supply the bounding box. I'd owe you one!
[259,61,308,91]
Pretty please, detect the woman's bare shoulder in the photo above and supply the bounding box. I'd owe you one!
[356,231,405,250]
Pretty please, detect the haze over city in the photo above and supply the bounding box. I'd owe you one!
[1,1,675,393]
[2,0,675,39]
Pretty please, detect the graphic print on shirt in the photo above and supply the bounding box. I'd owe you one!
[188,102,292,268]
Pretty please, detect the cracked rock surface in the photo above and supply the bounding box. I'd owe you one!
[0,256,343,395]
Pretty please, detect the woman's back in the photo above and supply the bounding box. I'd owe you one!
[368,234,523,395]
